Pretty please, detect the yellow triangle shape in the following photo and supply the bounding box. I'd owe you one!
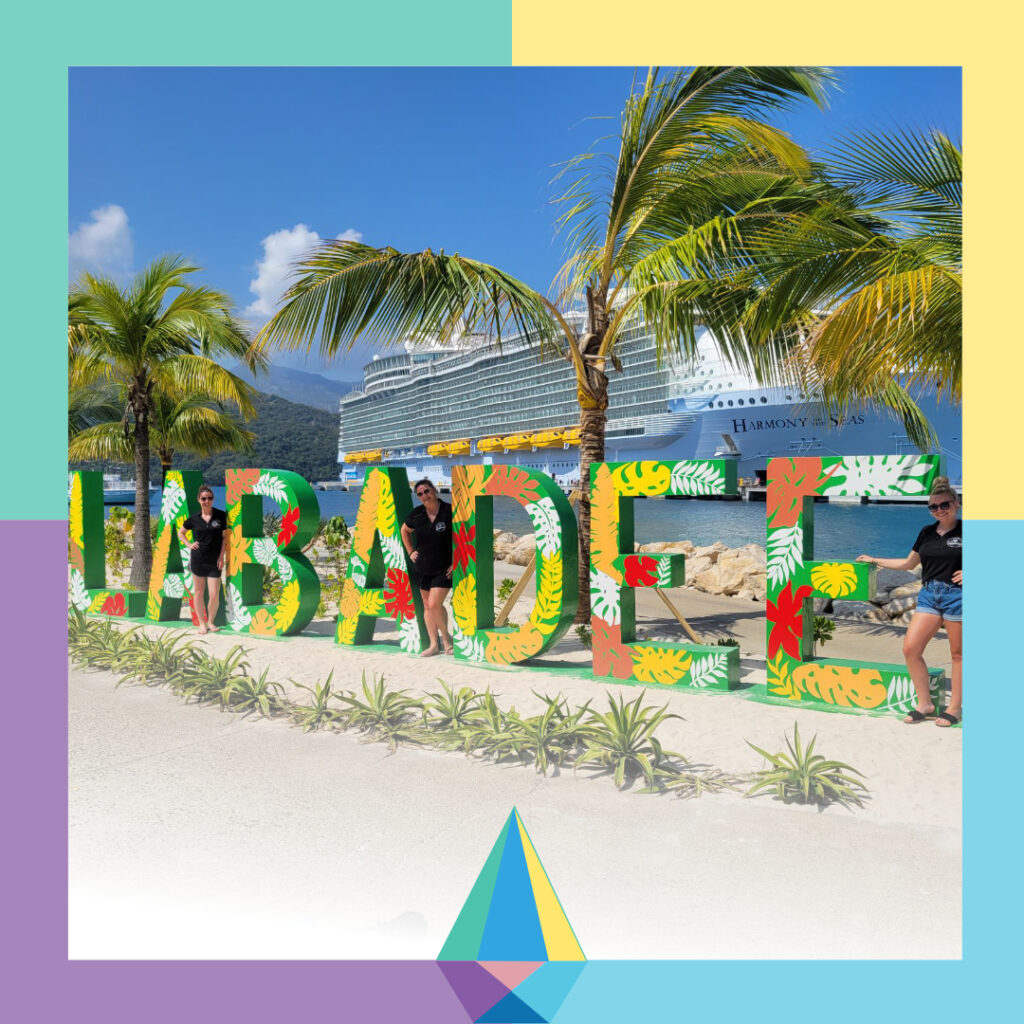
[515,814,585,961]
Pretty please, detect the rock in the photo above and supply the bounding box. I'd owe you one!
[738,543,767,565]
[832,600,890,622]
[883,595,918,617]
[493,532,520,559]
[639,540,693,553]
[716,550,764,576]
[691,544,724,564]
[693,560,749,596]
[506,534,536,566]
[683,555,713,584]
[876,567,920,592]
[869,590,891,606]
[888,581,922,600]
[897,609,915,625]
[812,598,833,615]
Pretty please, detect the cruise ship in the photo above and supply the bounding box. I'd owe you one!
[337,310,961,487]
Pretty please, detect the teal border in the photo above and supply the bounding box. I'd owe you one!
[15,14,1002,1017]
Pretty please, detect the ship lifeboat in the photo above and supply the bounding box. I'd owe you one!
[347,449,383,463]
[502,433,533,451]
[444,438,471,456]
[530,429,564,448]
[426,442,448,457]
[476,436,504,453]
[562,427,581,446]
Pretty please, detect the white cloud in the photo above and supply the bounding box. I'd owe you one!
[244,224,363,322]
[68,204,133,280]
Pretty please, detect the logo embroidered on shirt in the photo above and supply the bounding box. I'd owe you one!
[946,536,962,548]
[435,522,447,532]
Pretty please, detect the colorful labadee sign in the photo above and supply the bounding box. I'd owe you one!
[590,460,741,690]
[146,469,214,625]
[222,468,321,636]
[68,456,951,718]
[336,466,427,653]
[450,464,578,664]
[68,471,146,618]
[765,454,945,713]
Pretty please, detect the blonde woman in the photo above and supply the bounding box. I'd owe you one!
[858,477,962,727]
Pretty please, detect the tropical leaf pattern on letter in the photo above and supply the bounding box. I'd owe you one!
[253,537,279,566]
[611,461,671,496]
[590,569,621,625]
[453,464,488,523]
[525,498,561,557]
[485,464,541,505]
[592,618,635,680]
[688,652,730,689]
[767,457,837,528]
[590,463,621,578]
[69,570,91,611]
[631,646,693,685]
[380,534,406,573]
[273,579,301,632]
[163,574,184,599]
[767,524,804,590]
[352,471,381,562]
[822,455,935,497]
[249,608,278,636]
[376,481,397,536]
[338,578,361,619]
[225,468,259,504]
[358,590,385,616]
[791,663,886,709]
[337,614,358,645]
[224,582,252,630]
[452,575,478,634]
[160,478,186,524]
[886,674,915,713]
[810,561,858,598]
[275,554,294,581]
[348,553,368,588]
[252,471,288,504]
[766,649,797,699]
[399,615,422,654]
[452,621,487,662]
[669,461,724,496]
[149,527,173,596]
[485,624,542,664]
[529,552,563,635]
[227,525,249,576]
[69,474,84,550]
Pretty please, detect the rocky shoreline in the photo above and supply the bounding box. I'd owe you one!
[493,531,922,626]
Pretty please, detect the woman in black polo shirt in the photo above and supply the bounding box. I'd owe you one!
[858,477,962,726]
[401,478,454,657]
[178,484,229,635]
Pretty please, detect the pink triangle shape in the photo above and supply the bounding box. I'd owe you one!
[478,961,545,990]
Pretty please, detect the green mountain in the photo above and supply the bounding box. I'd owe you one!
[230,362,359,412]
[70,391,341,485]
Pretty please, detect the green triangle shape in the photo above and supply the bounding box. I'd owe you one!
[438,812,514,960]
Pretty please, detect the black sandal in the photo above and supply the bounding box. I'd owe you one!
[903,708,935,724]
[936,711,961,728]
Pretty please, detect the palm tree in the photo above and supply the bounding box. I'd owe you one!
[68,383,257,486]
[730,128,962,446]
[255,67,832,617]
[70,256,265,588]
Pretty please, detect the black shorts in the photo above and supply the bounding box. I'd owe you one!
[415,569,451,591]
[190,557,223,579]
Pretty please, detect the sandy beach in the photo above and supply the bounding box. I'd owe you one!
[68,565,961,961]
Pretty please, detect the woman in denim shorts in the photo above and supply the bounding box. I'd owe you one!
[858,477,962,727]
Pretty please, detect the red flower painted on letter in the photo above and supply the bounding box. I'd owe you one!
[453,523,476,573]
[624,555,658,587]
[767,582,814,660]
[101,593,126,617]
[277,506,300,548]
[383,568,414,620]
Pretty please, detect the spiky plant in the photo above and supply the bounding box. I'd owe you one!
[335,672,424,751]
[291,671,345,732]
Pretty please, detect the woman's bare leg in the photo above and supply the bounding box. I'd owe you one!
[942,620,962,719]
[428,588,452,652]
[419,589,440,656]
[902,611,942,714]
[192,575,209,632]
[206,577,222,631]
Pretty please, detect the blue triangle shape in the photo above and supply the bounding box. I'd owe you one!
[476,989,547,1023]
[512,961,586,1019]
[476,812,548,961]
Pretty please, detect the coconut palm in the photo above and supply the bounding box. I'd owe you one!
[255,67,832,617]
[731,128,961,445]
[69,383,257,486]
[70,256,264,588]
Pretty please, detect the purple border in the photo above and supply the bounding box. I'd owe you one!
[9,523,465,1023]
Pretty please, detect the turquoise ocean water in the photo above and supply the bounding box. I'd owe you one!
[132,486,936,561]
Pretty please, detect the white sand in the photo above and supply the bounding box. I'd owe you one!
[68,576,961,960]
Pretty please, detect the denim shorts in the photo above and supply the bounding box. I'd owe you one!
[916,580,962,622]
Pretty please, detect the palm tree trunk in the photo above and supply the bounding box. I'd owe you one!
[129,403,153,590]
[575,404,606,623]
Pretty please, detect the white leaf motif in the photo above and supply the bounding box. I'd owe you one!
[822,455,935,497]
[525,498,562,557]
[399,616,422,653]
[348,554,368,588]
[163,575,184,598]
[688,652,728,689]
[253,537,279,566]
[276,554,294,581]
[886,674,915,712]
[224,582,251,629]
[252,472,289,504]
[670,461,725,496]
[590,569,621,625]
[160,479,187,524]
[453,621,487,662]
[767,524,804,589]
[69,569,91,611]
[381,534,406,572]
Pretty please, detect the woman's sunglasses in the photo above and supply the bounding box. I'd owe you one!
[927,500,953,513]
[416,489,433,497]
[199,495,213,501]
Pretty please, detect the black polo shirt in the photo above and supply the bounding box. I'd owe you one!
[183,508,228,565]
[912,520,962,584]
[404,500,453,575]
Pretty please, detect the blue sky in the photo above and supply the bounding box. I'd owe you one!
[69,66,961,381]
